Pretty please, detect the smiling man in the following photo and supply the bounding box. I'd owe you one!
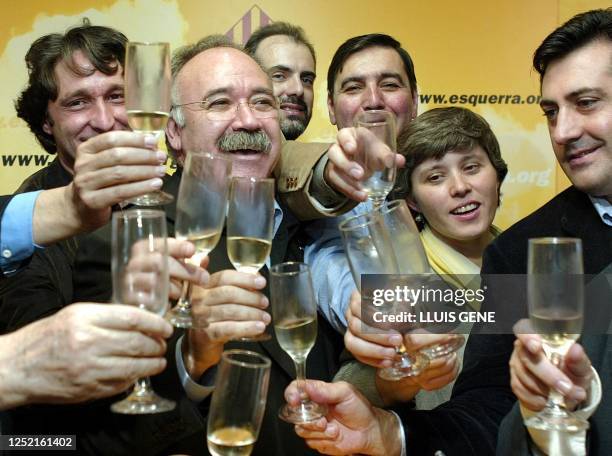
[245,22,316,140]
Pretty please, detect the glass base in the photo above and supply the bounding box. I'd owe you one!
[111,391,176,415]
[127,190,174,207]
[524,409,590,432]
[166,305,207,329]
[421,335,466,359]
[279,400,328,424]
[378,351,430,381]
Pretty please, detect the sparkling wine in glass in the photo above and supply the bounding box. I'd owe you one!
[339,202,430,381]
[110,209,175,414]
[124,41,173,206]
[207,350,271,456]
[353,110,397,208]
[270,262,328,423]
[168,152,232,328]
[227,177,274,274]
[524,237,587,432]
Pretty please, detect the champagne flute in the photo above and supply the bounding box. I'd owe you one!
[353,110,397,208]
[168,152,232,328]
[524,237,587,432]
[227,177,275,342]
[110,209,175,414]
[124,41,173,206]
[339,204,429,381]
[207,350,271,456]
[227,177,275,274]
[270,262,327,423]
[380,200,465,362]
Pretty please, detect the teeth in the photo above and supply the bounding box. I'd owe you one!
[452,203,478,214]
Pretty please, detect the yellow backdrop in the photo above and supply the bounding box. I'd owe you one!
[0,0,607,228]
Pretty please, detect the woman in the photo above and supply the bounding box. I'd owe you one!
[306,106,508,409]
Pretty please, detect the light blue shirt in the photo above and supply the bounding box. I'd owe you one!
[177,200,284,401]
[1,191,42,275]
[589,195,612,226]
[304,202,373,333]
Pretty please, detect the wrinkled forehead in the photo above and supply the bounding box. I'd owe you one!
[177,47,272,99]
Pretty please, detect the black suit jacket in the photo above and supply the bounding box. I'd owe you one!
[393,187,612,455]
[489,187,612,455]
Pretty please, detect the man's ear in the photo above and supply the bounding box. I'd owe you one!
[405,195,419,213]
[165,116,182,152]
[327,94,337,126]
[42,116,53,135]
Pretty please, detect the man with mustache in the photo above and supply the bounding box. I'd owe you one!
[245,22,316,140]
[165,34,342,455]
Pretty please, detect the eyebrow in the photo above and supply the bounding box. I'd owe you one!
[203,86,275,100]
[59,83,124,103]
[339,71,406,89]
[540,87,604,107]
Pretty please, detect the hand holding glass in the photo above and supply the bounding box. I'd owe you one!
[270,262,327,423]
[169,152,232,328]
[110,209,175,414]
[524,237,587,432]
[124,41,173,206]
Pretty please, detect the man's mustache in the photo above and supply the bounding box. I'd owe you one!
[217,130,271,153]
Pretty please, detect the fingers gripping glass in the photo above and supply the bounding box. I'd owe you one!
[270,263,328,423]
[110,209,175,414]
[173,95,279,121]
[124,41,174,206]
[227,177,275,342]
[168,152,232,329]
[524,237,588,432]
[207,350,271,456]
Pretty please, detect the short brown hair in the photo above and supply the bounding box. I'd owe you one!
[393,107,507,199]
[14,21,127,154]
[244,21,316,65]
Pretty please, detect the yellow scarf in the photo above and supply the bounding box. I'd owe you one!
[420,225,501,310]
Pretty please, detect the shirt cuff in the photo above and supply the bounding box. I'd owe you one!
[1,191,42,275]
[520,366,601,456]
[389,410,407,456]
[175,335,216,402]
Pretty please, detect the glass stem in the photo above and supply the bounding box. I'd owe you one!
[177,279,193,310]
[133,377,153,398]
[547,352,567,412]
[294,359,308,404]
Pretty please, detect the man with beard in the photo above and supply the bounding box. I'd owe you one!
[245,22,316,140]
[165,35,342,455]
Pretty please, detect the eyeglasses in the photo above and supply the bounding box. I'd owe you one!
[173,95,279,121]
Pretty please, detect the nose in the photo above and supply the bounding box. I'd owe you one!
[90,100,115,132]
[285,74,304,98]
[363,84,385,111]
[231,102,262,131]
[550,108,581,146]
[449,172,471,197]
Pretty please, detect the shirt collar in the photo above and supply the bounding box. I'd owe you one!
[589,195,612,227]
